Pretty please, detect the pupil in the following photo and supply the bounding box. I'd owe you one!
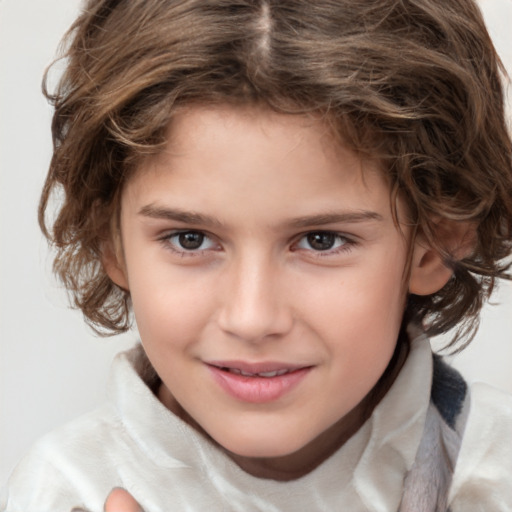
[308,232,335,251]
[179,232,204,249]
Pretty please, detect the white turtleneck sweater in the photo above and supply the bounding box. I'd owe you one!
[2,333,511,512]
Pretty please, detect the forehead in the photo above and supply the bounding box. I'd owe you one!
[166,105,333,150]
[121,104,397,227]
[139,104,384,186]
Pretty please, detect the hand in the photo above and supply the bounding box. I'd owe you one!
[104,488,143,512]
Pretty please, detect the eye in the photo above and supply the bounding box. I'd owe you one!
[295,231,351,252]
[163,231,218,252]
[176,232,206,250]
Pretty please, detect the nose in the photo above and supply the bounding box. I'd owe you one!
[217,253,293,343]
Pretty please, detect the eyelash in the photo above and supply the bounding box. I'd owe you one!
[159,230,219,256]
[293,231,356,257]
[158,230,357,258]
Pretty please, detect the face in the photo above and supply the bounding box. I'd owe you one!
[111,105,420,477]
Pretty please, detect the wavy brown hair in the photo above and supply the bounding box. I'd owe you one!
[40,0,512,346]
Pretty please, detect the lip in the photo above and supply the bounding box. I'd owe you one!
[206,361,312,403]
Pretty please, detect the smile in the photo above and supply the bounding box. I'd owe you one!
[220,367,291,378]
[206,362,312,403]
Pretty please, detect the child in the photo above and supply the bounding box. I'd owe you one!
[2,0,512,511]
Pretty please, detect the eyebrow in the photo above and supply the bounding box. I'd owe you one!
[138,205,224,227]
[138,204,383,228]
[288,211,383,228]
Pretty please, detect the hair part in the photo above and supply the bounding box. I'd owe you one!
[40,0,512,347]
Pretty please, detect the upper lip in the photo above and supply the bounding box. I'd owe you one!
[206,360,310,374]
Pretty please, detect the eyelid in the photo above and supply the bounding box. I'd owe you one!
[292,230,357,255]
[158,229,221,254]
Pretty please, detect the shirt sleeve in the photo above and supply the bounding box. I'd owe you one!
[0,438,117,512]
[448,383,512,512]
[0,411,119,512]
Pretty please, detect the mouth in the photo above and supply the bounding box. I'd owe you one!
[206,361,312,403]
[213,366,293,378]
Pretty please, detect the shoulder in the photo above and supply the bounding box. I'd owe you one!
[448,383,512,511]
[0,345,191,512]
[0,405,125,511]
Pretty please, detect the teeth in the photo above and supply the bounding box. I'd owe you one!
[258,369,289,377]
[225,368,290,378]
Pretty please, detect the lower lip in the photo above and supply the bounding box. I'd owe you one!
[207,366,311,403]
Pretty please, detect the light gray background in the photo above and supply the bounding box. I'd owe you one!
[1,0,511,487]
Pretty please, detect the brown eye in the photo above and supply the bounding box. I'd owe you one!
[162,230,218,255]
[178,232,205,250]
[306,232,337,251]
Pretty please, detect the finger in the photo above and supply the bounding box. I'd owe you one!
[104,487,143,512]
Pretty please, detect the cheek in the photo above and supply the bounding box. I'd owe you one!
[298,249,407,368]
[129,269,215,349]
[304,259,406,332]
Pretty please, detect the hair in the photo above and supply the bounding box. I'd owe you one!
[40,0,512,348]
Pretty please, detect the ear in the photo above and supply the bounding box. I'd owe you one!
[408,240,453,295]
[102,237,130,291]
[409,221,476,296]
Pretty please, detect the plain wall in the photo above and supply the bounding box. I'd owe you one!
[1,0,511,487]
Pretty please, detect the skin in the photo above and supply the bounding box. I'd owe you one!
[104,489,142,512]
[101,105,452,506]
